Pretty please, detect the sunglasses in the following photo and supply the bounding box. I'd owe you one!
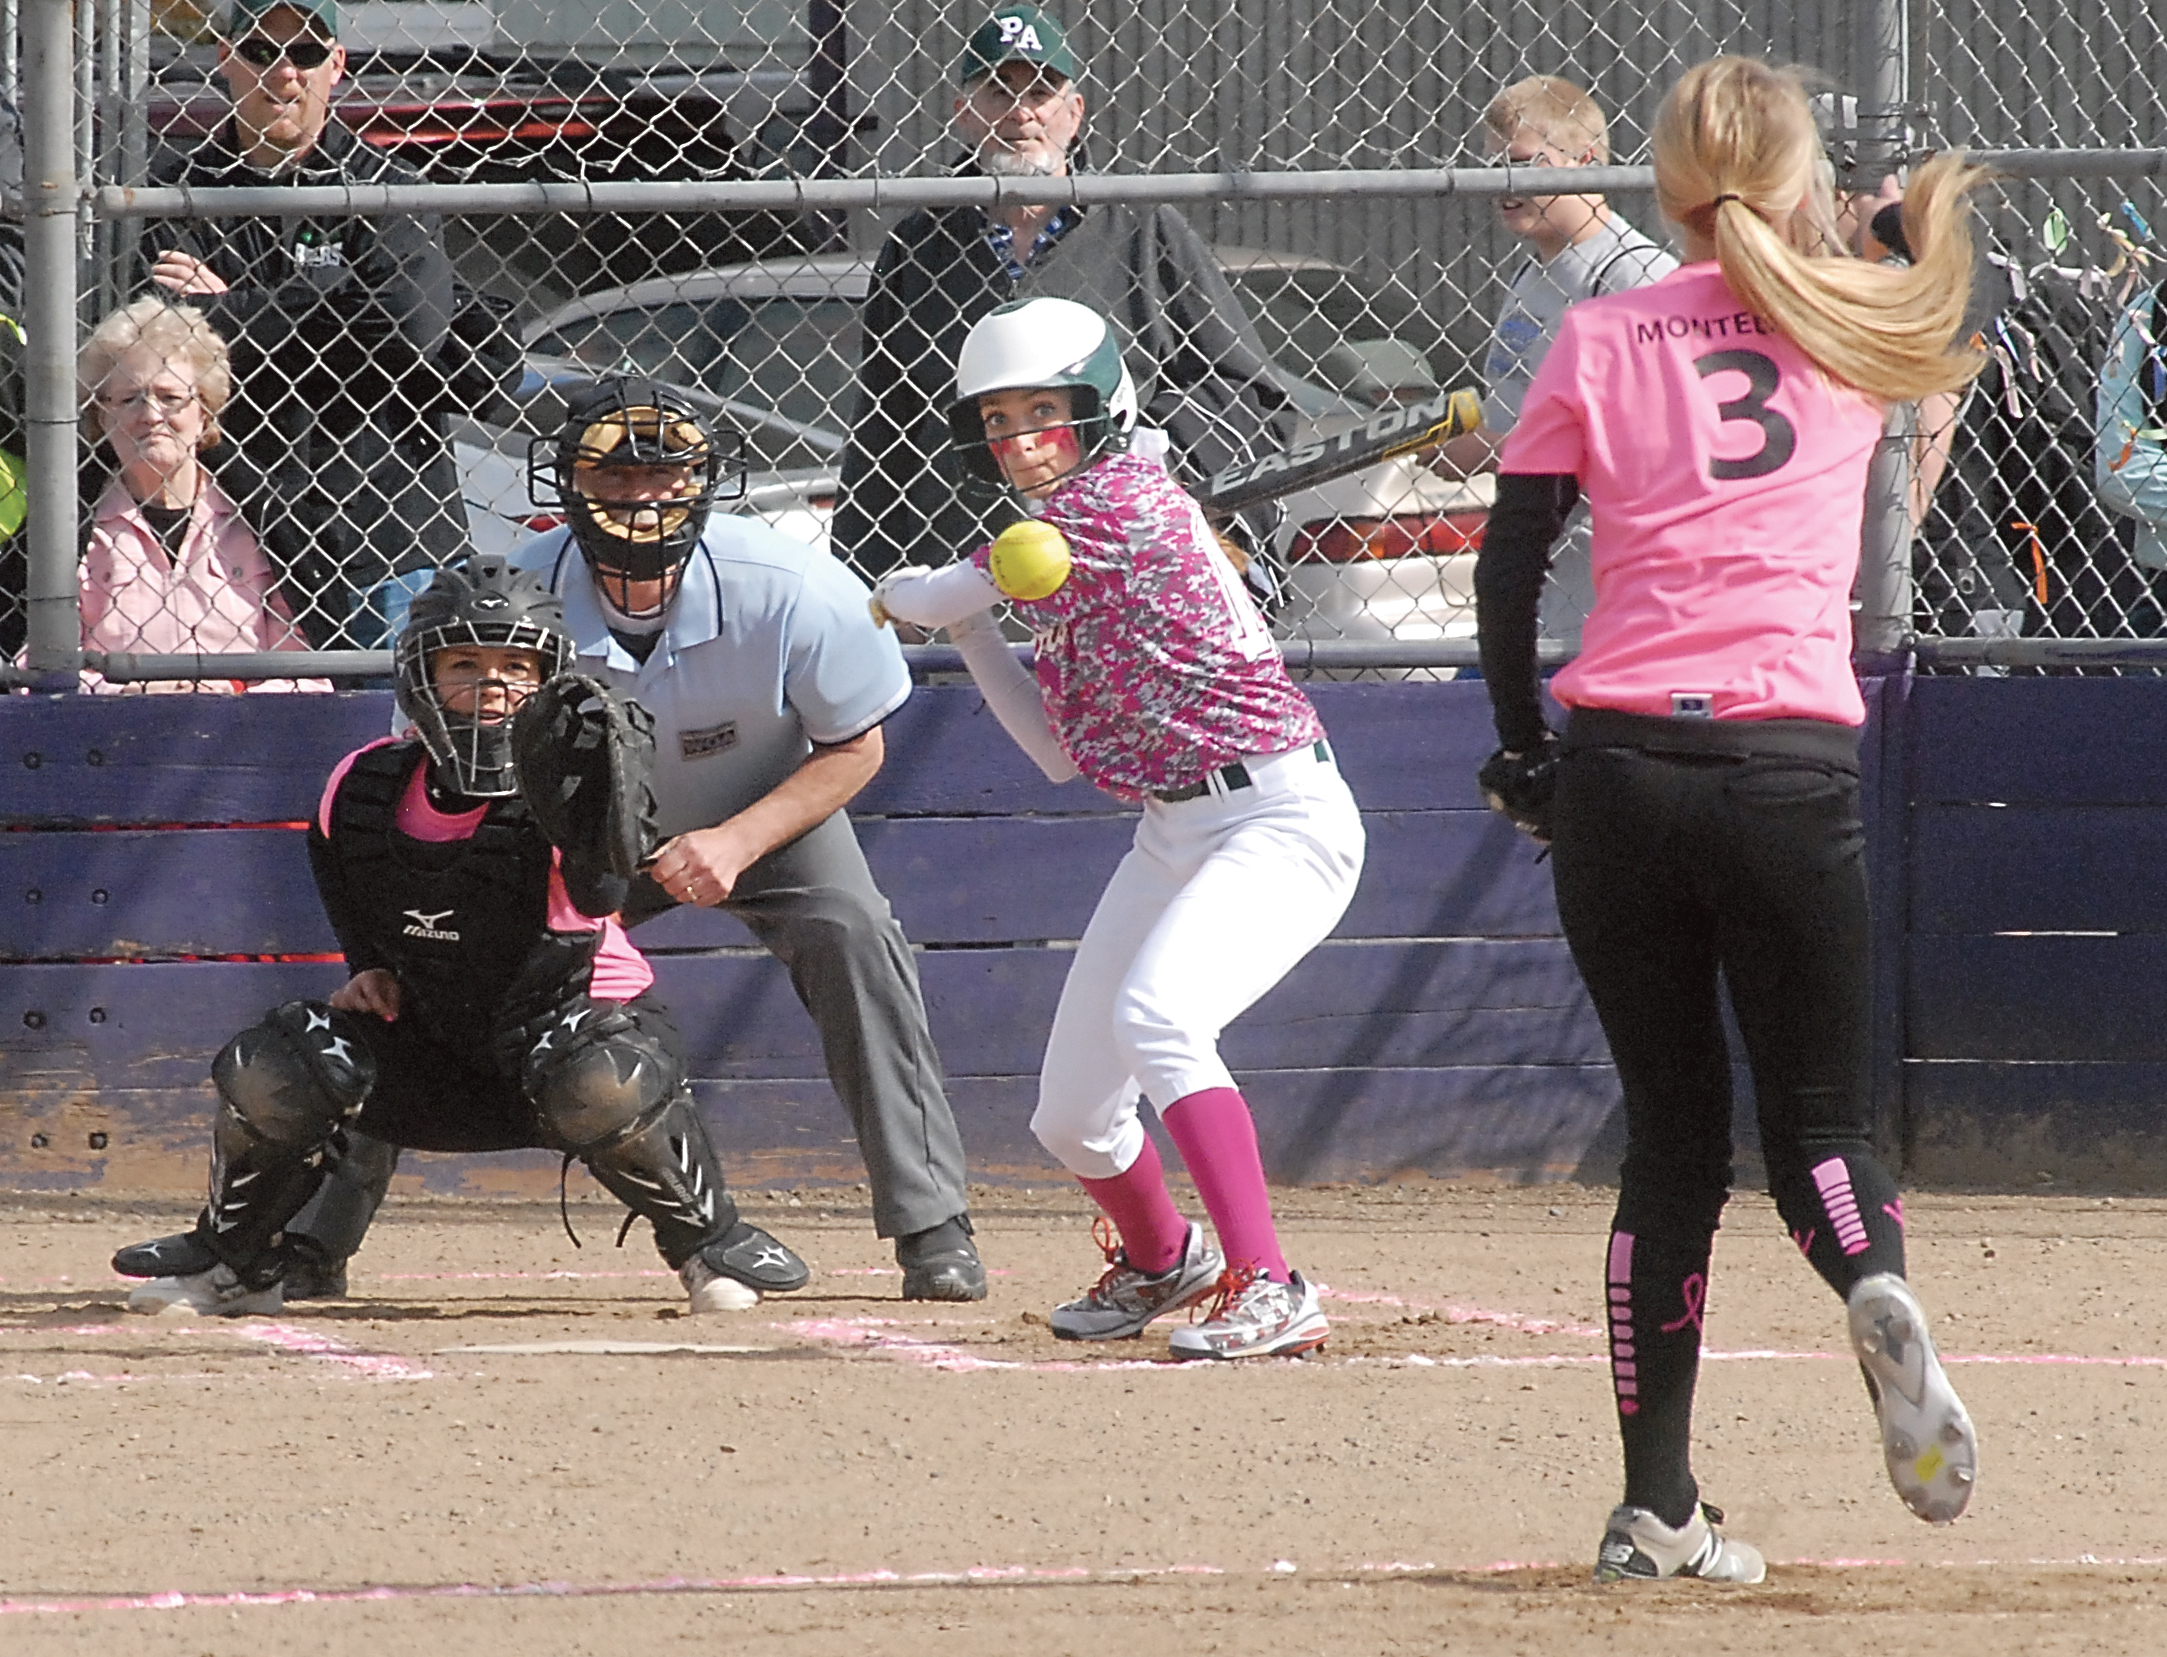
[232,34,335,70]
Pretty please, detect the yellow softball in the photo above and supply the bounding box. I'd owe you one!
[988,519,1073,601]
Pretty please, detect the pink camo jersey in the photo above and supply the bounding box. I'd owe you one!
[320,743,653,1002]
[1500,261,1886,727]
[971,450,1324,799]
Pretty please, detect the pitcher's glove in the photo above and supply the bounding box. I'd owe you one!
[1478,735,1561,846]
[512,673,661,881]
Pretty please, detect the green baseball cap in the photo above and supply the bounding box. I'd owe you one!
[224,0,339,39]
[959,5,1078,85]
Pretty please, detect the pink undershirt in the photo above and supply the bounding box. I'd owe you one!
[319,741,653,1003]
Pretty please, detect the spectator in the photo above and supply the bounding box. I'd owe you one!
[75,298,324,693]
[1434,75,1677,648]
[2095,277,2167,580]
[141,0,461,648]
[834,4,1294,592]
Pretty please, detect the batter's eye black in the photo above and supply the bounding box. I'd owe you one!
[233,35,335,69]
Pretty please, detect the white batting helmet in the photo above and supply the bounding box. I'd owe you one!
[948,297,1138,488]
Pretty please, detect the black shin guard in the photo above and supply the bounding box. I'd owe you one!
[578,1090,739,1268]
[1606,1223,1716,1529]
[203,1003,378,1285]
[526,999,736,1268]
[285,1128,400,1267]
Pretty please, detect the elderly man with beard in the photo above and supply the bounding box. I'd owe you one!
[834,5,1294,590]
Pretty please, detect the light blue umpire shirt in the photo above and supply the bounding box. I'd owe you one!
[512,517,913,840]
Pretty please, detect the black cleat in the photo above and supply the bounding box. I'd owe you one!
[115,1230,349,1300]
[897,1215,987,1302]
[696,1221,811,1295]
[283,1243,350,1301]
[113,1229,219,1281]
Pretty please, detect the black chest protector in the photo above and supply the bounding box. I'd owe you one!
[328,743,598,1058]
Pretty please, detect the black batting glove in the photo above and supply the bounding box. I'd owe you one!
[1477,734,1562,846]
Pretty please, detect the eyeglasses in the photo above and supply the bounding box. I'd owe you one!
[232,34,335,70]
[97,386,199,417]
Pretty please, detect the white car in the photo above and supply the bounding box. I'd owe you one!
[456,250,1490,664]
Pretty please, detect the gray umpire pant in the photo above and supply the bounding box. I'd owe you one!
[625,809,971,1240]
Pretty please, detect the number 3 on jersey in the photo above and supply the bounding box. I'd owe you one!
[1694,349,1796,480]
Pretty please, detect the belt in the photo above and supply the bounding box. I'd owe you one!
[1150,740,1332,804]
[1561,708,1861,769]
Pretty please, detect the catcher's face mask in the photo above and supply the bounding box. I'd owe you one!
[394,558,575,799]
[431,644,548,724]
[533,384,731,621]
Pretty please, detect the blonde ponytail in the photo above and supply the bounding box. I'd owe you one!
[1653,57,1990,403]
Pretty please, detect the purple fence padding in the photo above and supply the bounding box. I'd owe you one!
[26,673,2044,1193]
[1898,675,2167,1186]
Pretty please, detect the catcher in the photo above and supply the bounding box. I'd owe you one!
[115,554,811,1317]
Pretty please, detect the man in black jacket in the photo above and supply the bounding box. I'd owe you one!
[833,4,1294,591]
[139,0,462,647]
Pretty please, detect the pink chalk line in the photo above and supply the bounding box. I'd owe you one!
[15,1552,2167,1618]
[0,1558,1551,1619]
[230,1323,434,1381]
[777,1316,1174,1374]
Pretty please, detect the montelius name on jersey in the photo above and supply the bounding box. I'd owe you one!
[401,907,461,941]
[1632,309,1779,347]
[1204,387,1469,501]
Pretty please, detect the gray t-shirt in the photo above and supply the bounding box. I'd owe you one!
[1480,213,1678,646]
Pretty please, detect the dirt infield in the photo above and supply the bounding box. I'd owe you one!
[5,1179,2167,1654]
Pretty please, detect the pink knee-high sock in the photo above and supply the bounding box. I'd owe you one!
[1075,1132,1189,1274]
[1162,1086,1290,1282]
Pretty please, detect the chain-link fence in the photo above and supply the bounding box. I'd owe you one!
[4,0,2166,685]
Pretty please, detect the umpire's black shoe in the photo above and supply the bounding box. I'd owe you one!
[897,1215,987,1302]
[696,1221,812,1295]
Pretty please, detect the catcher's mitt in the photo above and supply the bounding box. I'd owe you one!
[511,673,660,881]
[1477,736,1561,847]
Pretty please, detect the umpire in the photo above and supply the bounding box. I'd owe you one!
[140,0,462,647]
[513,377,986,1300]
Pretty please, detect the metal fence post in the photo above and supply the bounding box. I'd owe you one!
[1851,0,1915,665]
[1855,400,1917,664]
[21,0,80,690]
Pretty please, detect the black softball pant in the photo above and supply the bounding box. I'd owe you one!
[1549,741,1907,1523]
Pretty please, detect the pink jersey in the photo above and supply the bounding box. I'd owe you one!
[972,451,1325,799]
[320,742,653,1002]
[1499,262,1885,727]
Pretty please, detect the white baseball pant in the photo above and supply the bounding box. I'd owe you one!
[1030,743,1366,1179]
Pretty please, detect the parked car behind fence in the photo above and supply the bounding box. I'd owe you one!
[455,249,1493,668]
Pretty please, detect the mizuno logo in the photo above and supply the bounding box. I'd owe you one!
[401,907,461,941]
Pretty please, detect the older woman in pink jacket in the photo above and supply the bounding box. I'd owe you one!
[77,299,325,693]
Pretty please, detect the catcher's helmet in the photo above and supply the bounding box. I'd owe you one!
[394,555,575,798]
[948,297,1137,495]
[529,376,733,618]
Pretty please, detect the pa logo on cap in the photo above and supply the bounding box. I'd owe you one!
[998,12,1044,52]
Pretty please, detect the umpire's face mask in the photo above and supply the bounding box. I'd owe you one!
[570,461,706,620]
